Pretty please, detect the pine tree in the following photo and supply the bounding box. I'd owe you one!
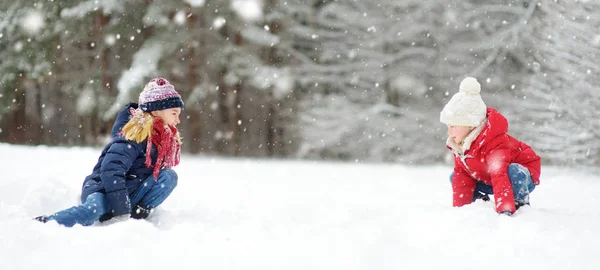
[510,0,600,166]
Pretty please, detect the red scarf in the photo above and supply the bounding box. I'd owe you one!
[145,117,181,179]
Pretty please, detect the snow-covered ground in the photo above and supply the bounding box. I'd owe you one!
[1,143,598,270]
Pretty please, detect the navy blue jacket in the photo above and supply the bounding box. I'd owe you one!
[81,103,158,216]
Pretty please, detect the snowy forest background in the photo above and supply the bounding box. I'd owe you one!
[1,0,599,167]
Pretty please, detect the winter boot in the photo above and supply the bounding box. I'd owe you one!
[515,201,530,210]
[473,192,490,202]
[130,205,152,219]
[99,213,114,222]
[34,215,48,223]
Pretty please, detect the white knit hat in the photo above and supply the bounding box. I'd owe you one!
[440,77,487,127]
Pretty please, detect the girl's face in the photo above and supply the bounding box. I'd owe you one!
[152,107,182,126]
[447,125,474,144]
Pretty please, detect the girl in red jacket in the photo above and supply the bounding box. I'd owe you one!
[440,77,541,216]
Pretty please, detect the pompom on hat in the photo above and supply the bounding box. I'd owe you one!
[440,77,487,127]
[138,77,184,112]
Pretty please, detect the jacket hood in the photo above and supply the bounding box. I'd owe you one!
[483,107,508,139]
[110,102,138,137]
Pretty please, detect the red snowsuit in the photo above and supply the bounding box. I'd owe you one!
[448,108,541,214]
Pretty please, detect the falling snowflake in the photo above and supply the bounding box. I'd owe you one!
[21,10,45,35]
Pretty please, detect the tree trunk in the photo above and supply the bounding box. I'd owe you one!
[185,3,204,154]
[262,3,285,157]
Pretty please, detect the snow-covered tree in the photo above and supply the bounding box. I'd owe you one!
[283,0,600,165]
[0,1,64,144]
[508,0,600,166]
[438,0,600,166]
[284,0,535,163]
[280,1,441,162]
[103,0,297,156]
[2,0,600,167]
[0,0,154,145]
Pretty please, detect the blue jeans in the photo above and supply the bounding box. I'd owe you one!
[46,169,178,227]
[450,163,535,203]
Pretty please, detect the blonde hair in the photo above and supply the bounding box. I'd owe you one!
[121,110,154,143]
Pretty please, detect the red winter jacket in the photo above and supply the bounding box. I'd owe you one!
[448,108,541,214]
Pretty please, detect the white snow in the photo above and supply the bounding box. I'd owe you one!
[241,25,280,46]
[273,70,294,100]
[184,0,206,7]
[390,75,427,97]
[60,0,124,18]
[174,10,187,25]
[231,0,263,22]
[213,17,227,29]
[249,66,292,98]
[21,10,45,35]
[1,143,599,270]
[75,87,95,115]
[13,41,23,52]
[104,34,117,46]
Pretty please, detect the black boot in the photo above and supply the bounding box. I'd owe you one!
[473,192,490,202]
[130,205,152,219]
[515,201,530,210]
[99,212,115,222]
[34,215,48,223]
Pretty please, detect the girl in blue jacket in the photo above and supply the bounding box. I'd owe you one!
[35,77,184,227]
